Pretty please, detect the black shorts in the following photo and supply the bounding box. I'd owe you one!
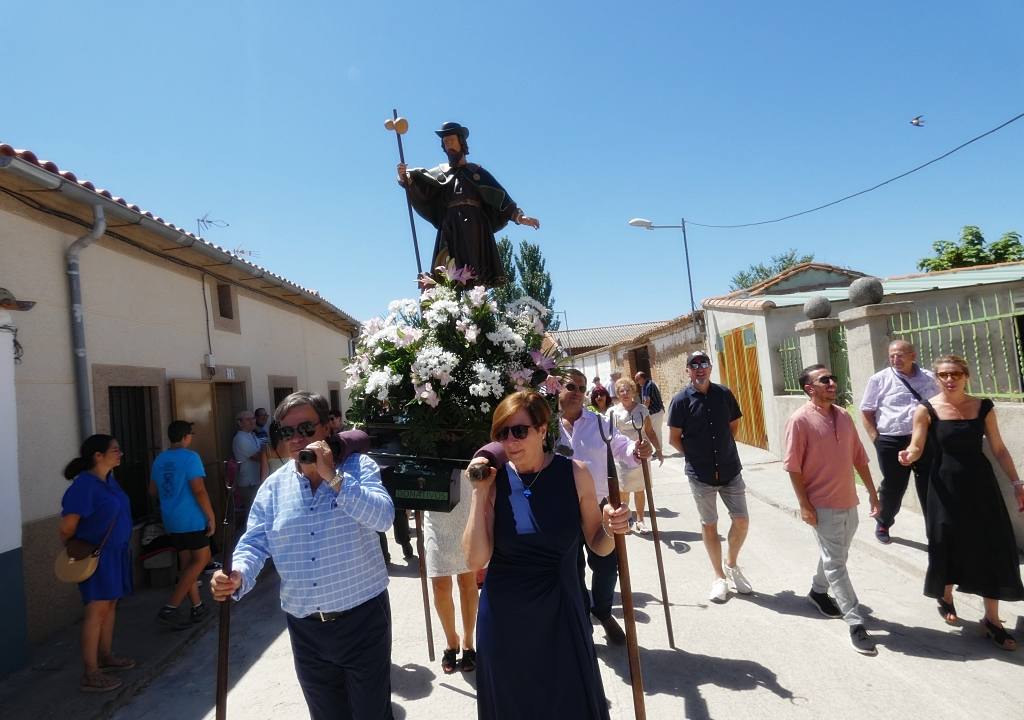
[170,530,210,552]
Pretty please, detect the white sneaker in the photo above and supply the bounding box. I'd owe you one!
[634,521,649,535]
[724,564,753,594]
[709,577,729,603]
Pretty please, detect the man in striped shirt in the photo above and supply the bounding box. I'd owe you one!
[212,391,395,719]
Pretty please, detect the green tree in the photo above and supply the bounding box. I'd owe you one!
[917,226,1024,271]
[492,237,559,330]
[491,236,522,308]
[729,249,815,290]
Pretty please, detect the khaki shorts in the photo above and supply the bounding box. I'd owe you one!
[688,473,748,525]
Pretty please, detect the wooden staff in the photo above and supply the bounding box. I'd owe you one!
[629,412,675,649]
[384,109,423,275]
[414,509,435,661]
[597,416,646,720]
[215,460,238,720]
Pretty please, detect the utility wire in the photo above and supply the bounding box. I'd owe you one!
[686,111,1024,230]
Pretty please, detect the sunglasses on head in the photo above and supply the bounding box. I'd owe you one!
[815,375,839,385]
[564,382,585,393]
[936,370,965,380]
[496,424,533,441]
[278,421,318,440]
[688,361,711,369]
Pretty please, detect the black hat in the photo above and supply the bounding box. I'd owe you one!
[435,121,469,140]
[687,350,711,364]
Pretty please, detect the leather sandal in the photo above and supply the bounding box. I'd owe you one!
[441,648,459,674]
[983,618,1017,651]
[80,671,123,693]
[936,598,958,625]
[459,648,477,672]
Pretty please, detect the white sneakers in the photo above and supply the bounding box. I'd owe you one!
[634,520,650,535]
[709,577,729,603]
[724,564,753,594]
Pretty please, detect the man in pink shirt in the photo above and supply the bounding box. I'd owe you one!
[784,364,881,656]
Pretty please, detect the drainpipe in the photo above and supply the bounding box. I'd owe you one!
[66,205,106,440]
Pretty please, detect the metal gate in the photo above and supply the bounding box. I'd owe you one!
[717,324,768,449]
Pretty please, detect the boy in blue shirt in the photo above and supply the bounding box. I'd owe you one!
[150,420,216,627]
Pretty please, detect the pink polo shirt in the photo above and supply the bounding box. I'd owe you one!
[783,402,869,510]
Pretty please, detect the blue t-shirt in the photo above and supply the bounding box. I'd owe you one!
[151,448,208,533]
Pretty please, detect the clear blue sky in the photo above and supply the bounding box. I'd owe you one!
[4,2,1023,329]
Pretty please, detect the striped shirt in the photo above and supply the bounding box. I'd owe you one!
[232,453,394,617]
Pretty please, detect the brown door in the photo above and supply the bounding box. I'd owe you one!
[170,379,226,524]
[717,325,768,449]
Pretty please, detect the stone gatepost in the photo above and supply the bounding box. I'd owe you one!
[837,301,913,401]
[794,317,838,367]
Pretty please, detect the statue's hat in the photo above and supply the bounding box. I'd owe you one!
[434,121,469,140]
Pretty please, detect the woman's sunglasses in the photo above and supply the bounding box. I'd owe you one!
[936,371,965,380]
[496,424,533,441]
[279,420,318,440]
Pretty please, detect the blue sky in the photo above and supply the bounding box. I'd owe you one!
[4,2,1023,329]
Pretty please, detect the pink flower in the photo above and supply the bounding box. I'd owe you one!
[440,261,477,285]
[530,350,556,372]
[543,375,563,395]
[414,382,440,408]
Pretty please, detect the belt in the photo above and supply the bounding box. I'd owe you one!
[447,199,481,209]
[303,610,349,622]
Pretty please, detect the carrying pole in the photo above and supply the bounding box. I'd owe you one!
[215,460,238,720]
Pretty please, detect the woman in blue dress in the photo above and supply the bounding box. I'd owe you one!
[59,434,135,692]
[464,391,630,719]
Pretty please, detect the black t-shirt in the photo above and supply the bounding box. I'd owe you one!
[667,383,743,486]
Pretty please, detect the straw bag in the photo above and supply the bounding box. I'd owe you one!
[54,520,116,584]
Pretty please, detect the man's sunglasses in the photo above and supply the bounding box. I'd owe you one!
[688,361,711,369]
[279,421,319,440]
[496,424,533,441]
[564,382,585,393]
[815,375,839,386]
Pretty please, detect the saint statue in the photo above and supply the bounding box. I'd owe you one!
[397,122,540,287]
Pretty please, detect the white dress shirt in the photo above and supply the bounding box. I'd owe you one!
[558,408,639,500]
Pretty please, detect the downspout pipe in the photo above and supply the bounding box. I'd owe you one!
[66,205,106,440]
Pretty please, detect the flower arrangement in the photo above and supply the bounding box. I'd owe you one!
[345,264,563,458]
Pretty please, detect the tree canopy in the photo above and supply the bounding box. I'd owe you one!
[917,226,1023,272]
[729,249,815,290]
[493,236,559,329]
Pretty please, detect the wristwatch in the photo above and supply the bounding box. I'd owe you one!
[327,470,344,492]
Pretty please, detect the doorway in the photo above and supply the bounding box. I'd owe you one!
[108,386,161,521]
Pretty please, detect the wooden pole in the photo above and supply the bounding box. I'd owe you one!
[215,461,238,720]
[387,108,424,275]
[637,442,676,649]
[599,418,646,720]
[414,510,435,661]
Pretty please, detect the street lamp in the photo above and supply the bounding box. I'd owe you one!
[628,217,697,315]
[551,309,574,363]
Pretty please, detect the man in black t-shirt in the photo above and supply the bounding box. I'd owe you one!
[667,351,753,603]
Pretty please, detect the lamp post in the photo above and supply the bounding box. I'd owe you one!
[628,217,696,315]
[551,309,574,364]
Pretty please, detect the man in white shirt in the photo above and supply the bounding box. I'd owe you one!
[860,340,939,544]
[559,368,652,645]
[232,410,263,517]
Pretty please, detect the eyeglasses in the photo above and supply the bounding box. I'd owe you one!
[278,421,318,440]
[496,424,533,441]
[936,371,965,380]
[815,375,839,385]
[688,361,711,370]
[564,382,585,393]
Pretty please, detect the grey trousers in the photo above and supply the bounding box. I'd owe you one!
[811,507,864,626]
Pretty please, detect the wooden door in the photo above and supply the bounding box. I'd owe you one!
[717,325,768,449]
[170,379,226,524]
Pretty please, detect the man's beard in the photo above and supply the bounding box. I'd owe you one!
[445,147,465,166]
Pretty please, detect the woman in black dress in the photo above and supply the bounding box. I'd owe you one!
[900,355,1024,650]
[463,391,630,719]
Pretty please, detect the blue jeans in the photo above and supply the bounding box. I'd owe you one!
[811,507,864,627]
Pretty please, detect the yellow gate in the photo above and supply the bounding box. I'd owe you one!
[717,324,768,449]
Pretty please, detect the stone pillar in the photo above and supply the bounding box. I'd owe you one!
[794,317,838,367]
[0,310,28,673]
[837,302,913,403]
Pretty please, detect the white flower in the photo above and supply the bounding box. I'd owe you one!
[423,299,461,328]
[411,345,460,386]
[365,369,403,401]
[486,323,525,353]
[456,318,480,343]
[480,402,491,414]
[466,286,488,308]
[387,298,420,319]
[469,361,504,398]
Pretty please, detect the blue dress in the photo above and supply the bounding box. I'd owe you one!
[61,472,134,603]
[476,455,610,720]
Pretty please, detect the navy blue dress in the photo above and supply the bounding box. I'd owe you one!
[61,472,134,603]
[476,455,610,720]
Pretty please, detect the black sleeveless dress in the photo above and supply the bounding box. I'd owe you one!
[476,455,610,720]
[923,399,1024,600]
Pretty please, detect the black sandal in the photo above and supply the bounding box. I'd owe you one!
[441,648,459,674]
[983,618,1017,651]
[937,598,958,625]
[459,648,476,672]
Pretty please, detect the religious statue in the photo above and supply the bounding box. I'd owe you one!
[397,121,540,288]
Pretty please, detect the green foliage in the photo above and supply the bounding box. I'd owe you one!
[491,237,522,308]
[917,226,1024,272]
[729,249,815,290]
[493,236,560,329]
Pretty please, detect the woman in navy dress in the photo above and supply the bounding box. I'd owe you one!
[463,391,630,719]
[900,355,1024,650]
[59,435,135,692]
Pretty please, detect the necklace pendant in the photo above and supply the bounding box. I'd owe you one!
[522,488,532,498]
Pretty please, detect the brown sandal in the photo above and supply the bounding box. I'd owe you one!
[80,671,123,693]
[99,655,136,672]
[937,598,958,626]
[983,618,1017,651]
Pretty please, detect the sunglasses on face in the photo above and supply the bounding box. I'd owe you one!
[279,421,318,440]
[815,375,839,385]
[564,382,585,393]
[936,371,965,380]
[688,361,711,370]
[496,424,533,441]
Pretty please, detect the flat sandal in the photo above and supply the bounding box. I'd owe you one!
[936,598,958,625]
[983,618,1017,651]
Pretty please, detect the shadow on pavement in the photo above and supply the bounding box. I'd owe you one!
[597,644,795,720]
[870,615,1024,666]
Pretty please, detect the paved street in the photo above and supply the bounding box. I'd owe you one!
[110,446,1024,719]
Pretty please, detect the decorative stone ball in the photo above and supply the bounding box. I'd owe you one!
[803,295,832,319]
[848,277,884,306]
